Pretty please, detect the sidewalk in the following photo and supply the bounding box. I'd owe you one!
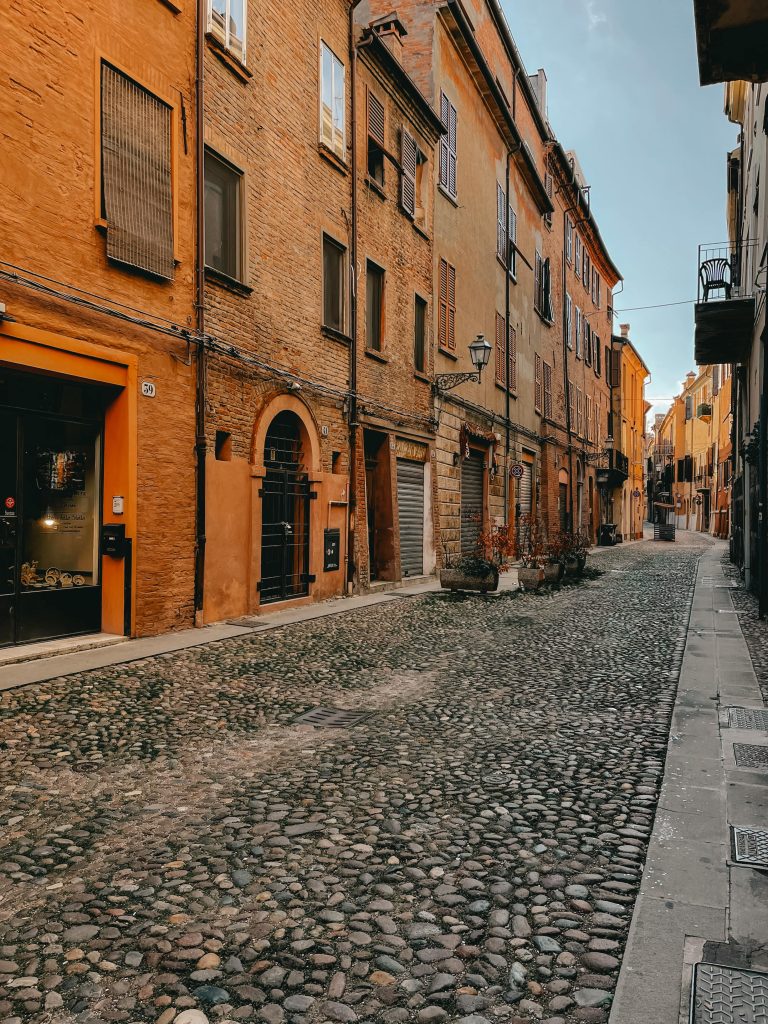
[610,540,768,1023]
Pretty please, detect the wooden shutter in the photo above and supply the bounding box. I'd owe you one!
[544,171,553,227]
[610,347,620,388]
[447,99,457,196]
[712,365,720,396]
[543,362,553,419]
[543,257,553,321]
[495,312,505,384]
[576,389,583,436]
[446,261,456,349]
[508,322,517,392]
[584,322,592,366]
[508,204,517,274]
[594,335,601,376]
[534,252,542,313]
[438,258,448,349]
[368,90,385,147]
[565,294,573,348]
[568,381,575,428]
[101,62,174,280]
[605,344,611,383]
[439,93,450,189]
[575,307,582,357]
[535,353,542,413]
[401,128,417,217]
[574,234,581,276]
[497,183,506,260]
[586,396,593,442]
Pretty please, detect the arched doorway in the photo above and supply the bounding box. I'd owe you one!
[260,410,311,603]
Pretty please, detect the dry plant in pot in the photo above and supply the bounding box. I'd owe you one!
[439,519,515,593]
[515,514,548,591]
[560,530,592,576]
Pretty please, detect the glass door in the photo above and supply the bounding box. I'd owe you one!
[16,416,102,643]
[0,413,18,646]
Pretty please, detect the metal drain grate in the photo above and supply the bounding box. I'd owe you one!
[727,707,768,731]
[732,827,768,867]
[293,706,372,728]
[691,962,768,1023]
[733,744,768,770]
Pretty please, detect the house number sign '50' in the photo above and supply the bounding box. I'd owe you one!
[141,381,156,398]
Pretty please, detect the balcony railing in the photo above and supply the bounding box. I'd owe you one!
[694,241,757,365]
[697,402,712,420]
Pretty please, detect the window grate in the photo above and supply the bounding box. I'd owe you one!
[293,706,372,728]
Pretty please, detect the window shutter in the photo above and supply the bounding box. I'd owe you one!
[495,312,505,384]
[368,90,385,147]
[534,252,542,313]
[439,93,449,189]
[508,205,517,274]
[446,261,456,349]
[101,62,174,280]
[712,365,720,396]
[401,128,417,217]
[584,322,592,366]
[568,381,575,428]
[448,101,457,196]
[677,458,685,482]
[610,348,620,388]
[594,335,601,376]
[543,257,553,322]
[535,354,542,413]
[565,294,573,348]
[497,183,506,260]
[544,172,553,227]
[509,322,517,392]
[438,257,448,349]
[543,362,553,419]
[575,307,582,357]
[576,389,583,436]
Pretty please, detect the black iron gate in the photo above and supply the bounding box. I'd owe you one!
[260,412,311,604]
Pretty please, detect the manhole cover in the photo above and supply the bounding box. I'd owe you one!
[691,962,768,1023]
[732,827,768,868]
[293,706,372,728]
[733,744,768,769]
[727,708,768,731]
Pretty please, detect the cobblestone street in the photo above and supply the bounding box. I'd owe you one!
[0,538,710,1024]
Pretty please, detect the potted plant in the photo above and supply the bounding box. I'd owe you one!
[515,515,547,591]
[439,520,515,593]
[543,532,566,584]
[561,530,592,576]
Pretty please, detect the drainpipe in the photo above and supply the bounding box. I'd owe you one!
[193,0,207,625]
[347,0,364,593]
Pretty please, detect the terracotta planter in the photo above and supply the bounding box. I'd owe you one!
[517,566,545,591]
[543,561,564,584]
[440,567,499,593]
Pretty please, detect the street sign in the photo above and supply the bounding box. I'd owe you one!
[510,463,524,480]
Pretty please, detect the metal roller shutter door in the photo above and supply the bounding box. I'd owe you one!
[460,452,484,555]
[396,458,425,576]
[518,462,533,518]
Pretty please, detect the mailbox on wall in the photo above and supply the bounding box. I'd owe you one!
[101,523,126,557]
[324,528,341,572]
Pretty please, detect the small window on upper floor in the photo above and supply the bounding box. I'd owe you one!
[205,148,243,282]
[439,92,457,198]
[414,295,427,373]
[366,261,385,352]
[208,0,246,63]
[323,234,347,334]
[320,42,346,160]
[367,90,385,187]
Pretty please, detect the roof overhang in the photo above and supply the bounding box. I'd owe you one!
[693,0,768,84]
[694,296,756,364]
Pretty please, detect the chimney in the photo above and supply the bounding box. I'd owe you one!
[372,13,406,64]
[527,68,548,119]
[619,323,630,339]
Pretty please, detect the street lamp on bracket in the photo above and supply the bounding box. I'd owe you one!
[433,334,493,393]
[582,434,614,466]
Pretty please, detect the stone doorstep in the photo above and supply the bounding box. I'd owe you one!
[0,632,126,667]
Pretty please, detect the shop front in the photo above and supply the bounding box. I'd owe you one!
[0,325,136,648]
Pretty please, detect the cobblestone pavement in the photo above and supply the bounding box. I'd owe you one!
[0,539,708,1024]
[722,555,768,703]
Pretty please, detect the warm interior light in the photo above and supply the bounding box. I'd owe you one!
[42,508,56,528]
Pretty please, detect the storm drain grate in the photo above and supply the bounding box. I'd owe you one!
[732,827,768,868]
[733,744,768,770]
[293,706,372,728]
[690,962,768,1024]
[727,707,768,731]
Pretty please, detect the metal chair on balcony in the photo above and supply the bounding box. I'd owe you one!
[699,258,732,301]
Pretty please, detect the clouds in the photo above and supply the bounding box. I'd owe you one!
[585,0,607,31]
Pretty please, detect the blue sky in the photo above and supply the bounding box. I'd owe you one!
[501,0,738,420]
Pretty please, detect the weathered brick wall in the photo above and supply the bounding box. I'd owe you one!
[1,0,198,637]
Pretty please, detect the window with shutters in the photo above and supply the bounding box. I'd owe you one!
[544,171,553,229]
[610,347,620,388]
[566,216,573,264]
[574,234,581,278]
[322,234,346,334]
[100,63,174,280]
[534,253,553,322]
[594,334,601,376]
[534,252,542,314]
[495,312,505,385]
[565,293,573,349]
[582,248,590,289]
[604,344,611,384]
[438,257,456,351]
[712,365,720,396]
[367,89,385,186]
[414,294,427,373]
[400,128,418,218]
[592,269,601,307]
[496,183,506,262]
[576,388,584,437]
[575,307,582,358]
[205,148,243,282]
[535,353,542,413]
[685,395,693,420]
[208,0,247,63]
[508,321,517,392]
[586,395,593,443]
[366,261,385,351]
[508,203,517,279]
[320,42,345,160]
[584,321,592,367]
[439,92,457,198]
[568,381,576,429]
[543,361,553,419]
